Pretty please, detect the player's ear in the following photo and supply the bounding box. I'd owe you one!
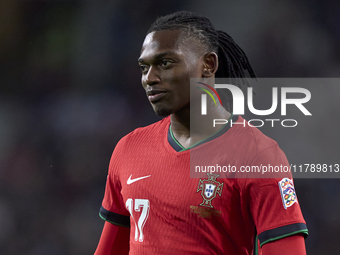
[202,52,218,78]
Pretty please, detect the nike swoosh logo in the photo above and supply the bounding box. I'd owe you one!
[127,175,151,185]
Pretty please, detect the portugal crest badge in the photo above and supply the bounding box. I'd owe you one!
[278,178,297,209]
[197,173,223,208]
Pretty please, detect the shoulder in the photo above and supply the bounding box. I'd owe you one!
[108,117,170,171]
[115,116,170,150]
[230,117,291,180]
[230,116,280,157]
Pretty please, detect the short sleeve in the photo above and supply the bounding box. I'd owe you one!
[245,145,308,247]
[99,139,130,228]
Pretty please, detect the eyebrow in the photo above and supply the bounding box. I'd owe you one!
[138,51,176,63]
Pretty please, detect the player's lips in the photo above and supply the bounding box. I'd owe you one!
[146,90,167,103]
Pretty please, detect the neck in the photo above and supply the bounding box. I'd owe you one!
[170,104,231,149]
[170,106,190,142]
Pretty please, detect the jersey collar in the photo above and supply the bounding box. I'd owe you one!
[167,114,238,152]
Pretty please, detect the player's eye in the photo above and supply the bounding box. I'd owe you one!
[139,65,149,74]
[159,60,173,68]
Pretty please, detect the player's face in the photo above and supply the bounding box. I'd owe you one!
[138,30,204,116]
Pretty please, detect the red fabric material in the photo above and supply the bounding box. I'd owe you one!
[98,116,307,254]
[95,222,129,255]
[261,234,306,255]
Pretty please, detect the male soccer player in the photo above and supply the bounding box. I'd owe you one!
[95,11,308,255]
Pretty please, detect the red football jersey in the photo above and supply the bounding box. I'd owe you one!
[100,115,308,254]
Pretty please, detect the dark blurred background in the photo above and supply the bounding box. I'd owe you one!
[0,0,339,254]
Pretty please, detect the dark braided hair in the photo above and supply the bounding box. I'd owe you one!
[147,11,256,111]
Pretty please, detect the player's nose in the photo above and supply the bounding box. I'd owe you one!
[143,66,161,86]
